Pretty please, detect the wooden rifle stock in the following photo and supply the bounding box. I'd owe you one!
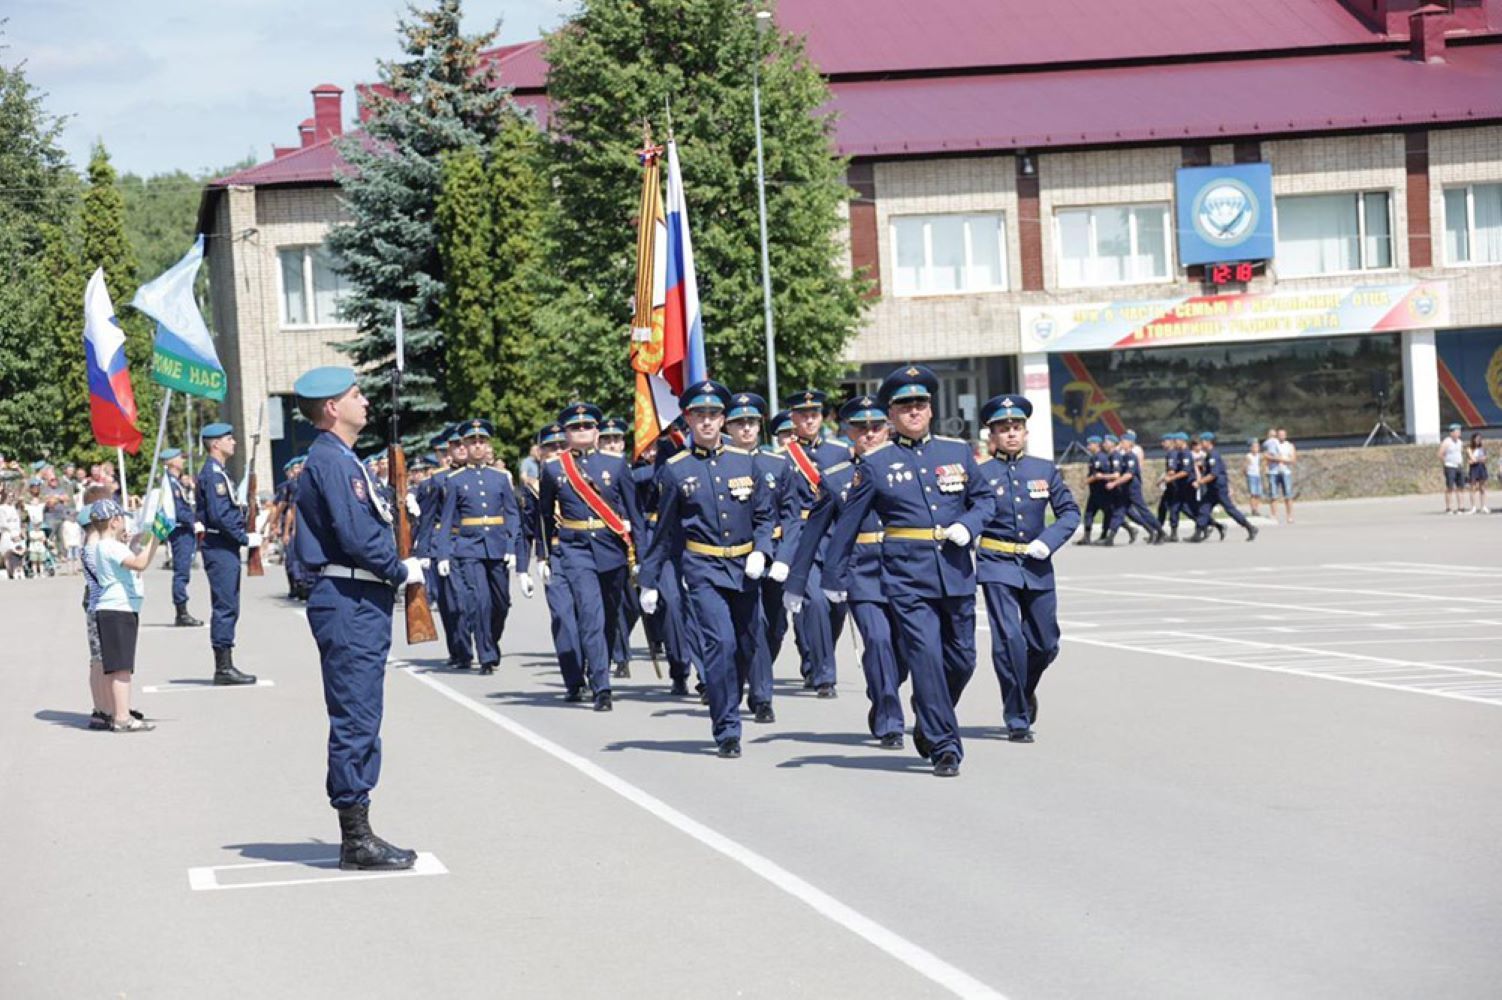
[245,467,264,576]
[390,442,438,643]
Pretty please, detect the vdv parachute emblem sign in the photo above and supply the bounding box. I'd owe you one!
[1175,163,1274,266]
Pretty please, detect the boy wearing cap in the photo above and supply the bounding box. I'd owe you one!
[292,365,426,871]
[639,381,775,757]
[161,447,203,626]
[976,395,1080,741]
[195,423,258,685]
[1440,423,1466,514]
[1189,433,1258,542]
[823,365,996,778]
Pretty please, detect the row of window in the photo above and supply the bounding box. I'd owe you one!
[889,182,1502,297]
[279,246,351,327]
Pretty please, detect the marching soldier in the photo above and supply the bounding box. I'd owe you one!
[785,394,906,748]
[160,447,202,626]
[290,365,424,871]
[634,436,695,695]
[770,409,795,450]
[781,389,852,697]
[597,416,634,677]
[1159,432,1193,541]
[1096,435,1138,546]
[538,403,644,710]
[598,417,628,456]
[639,381,775,757]
[976,395,1080,742]
[434,420,525,675]
[1189,432,1259,542]
[1076,435,1107,545]
[522,423,585,694]
[195,422,257,685]
[823,365,995,778]
[1104,431,1165,544]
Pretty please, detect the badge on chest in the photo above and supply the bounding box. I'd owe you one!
[352,477,368,502]
[935,463,967,493]
[727,475,754,501]
[1028,479,1049,499]
[680,475,700,498]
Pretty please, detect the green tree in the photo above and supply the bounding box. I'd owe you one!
[327,0,518,448]
[534,0,867,418]
[436,146,496,420]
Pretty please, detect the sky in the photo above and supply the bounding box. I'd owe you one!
[3,0,572,178]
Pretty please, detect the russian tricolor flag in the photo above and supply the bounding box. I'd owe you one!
[83,267,143,453]
[663,138,707,394]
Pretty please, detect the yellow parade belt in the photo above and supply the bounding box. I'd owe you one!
[883,525,948,542]
[978,537,1028,554]
[647,513,659,523]
[459,516,507,526]
[559,517,607,531]
[800,509,811,519]
[855,531,884,545]
[772,526,783,540]
[684,540,755,558]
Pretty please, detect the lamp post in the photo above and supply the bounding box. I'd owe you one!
[752,8,779,405]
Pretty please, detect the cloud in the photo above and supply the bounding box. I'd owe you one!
[20,40,165,83]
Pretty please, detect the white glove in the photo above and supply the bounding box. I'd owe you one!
[400,557,423,584]
[1025,539,1051,560]
[640,588,660,615]
[405,494,420,517]
[437,559,451,578]
[419,558,431,569]
[194,521,205,535]
[745,551,767,580]
[822,588,847,605]
[782,591,804,615]
[539,560,552,583]
[246,531,262,549]
[768,560,789,583]
[503,552,516,571]
[943,523,971,548]
[517,572,534,598]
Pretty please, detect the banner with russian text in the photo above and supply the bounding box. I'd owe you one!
[132,235,227,400]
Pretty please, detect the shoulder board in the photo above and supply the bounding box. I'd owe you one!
[723,445,753,456]
[862,441,894,458]
[758,450,787,463]
[823,460,851,475]
[977,456,997,469]
[935,435,970,445]
[499,468,513,480]
[667,451,691,465]
[544,456,561,466]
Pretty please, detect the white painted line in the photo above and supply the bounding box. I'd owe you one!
[1124,572,1502,608]
[141,679,277,693]
[188,852,446,891]
[1053,619,1097,629]
[1059,582,1377,618]
[1162,631,1502,683]
[401,666,1007,1000]
[1339,561,1502,579]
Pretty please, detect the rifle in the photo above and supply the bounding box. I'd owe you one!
[390,305,437,644]
[246,400,265,576]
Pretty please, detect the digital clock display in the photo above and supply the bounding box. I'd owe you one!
[1210,262,1256,285]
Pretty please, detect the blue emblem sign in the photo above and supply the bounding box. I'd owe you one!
[1175,163,1275,266]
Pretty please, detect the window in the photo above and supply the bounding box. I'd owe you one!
[1443,183,1502,265]
[1275,191,1392,277]
[278,245,351,326]
[1054,204,1171,288]
[890,213,1006,296]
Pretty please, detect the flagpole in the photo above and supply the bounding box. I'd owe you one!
[752,8,780,405]
[141,389,174,519]
[116,447,130,510]
[186,396,194,467]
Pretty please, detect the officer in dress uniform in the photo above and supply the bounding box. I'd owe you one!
[976,395,1081,741]
[196,422,257,685]
[523,423,587,694]
[597,417,636,678]
[785,395,906,749]
[760,409,798,678]
[724,391,797,723]
[160,448,203,627]
[1189,432,1259,542]
[1076,436,1107,545]
[538,403,645,710]
[427,427,477,668]
[434,419,527,675]
[1104,431,1165,545]
[781,389,852,697]
[639,381,775,757]
[823,365,996,778]
[411,428,450,635]
[290,366,424,871]
[634,435,695,694]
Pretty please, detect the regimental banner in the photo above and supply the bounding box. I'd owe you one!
[1175,163,1275,266]
[1437,327,1502,427]
[1019,282,1449,354]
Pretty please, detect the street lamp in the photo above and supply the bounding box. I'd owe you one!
[752,8,779,405]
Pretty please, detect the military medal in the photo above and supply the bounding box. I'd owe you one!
[1028,478,1050,499]
[936,463,967,492]
[728,475,754,501]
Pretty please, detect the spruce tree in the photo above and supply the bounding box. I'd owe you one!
[327,0,516,447]
[534,0,867,418]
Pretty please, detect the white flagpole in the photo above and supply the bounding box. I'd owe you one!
[116,447,130,510]
[142,389,174,517]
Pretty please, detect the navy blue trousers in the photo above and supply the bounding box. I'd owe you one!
[652,559,692,681]
[688,582,759,744]
[1196,488,1252,529]
[613,579,638,665]
[201,539,240,649]
[849,600,904,739]
[981,582,1059,731]
[1082,488,1108,535]
[744,580,775,710]
[457,557,510,667]
[761,576,790,666]
[307,577,394,809]
[565,562,626,695]
[796,562,844,687]
[1107,489,1162,535]
[544,570,585,693]
[168,530,195,607]
[888,593,976,761]
[431,567,471,665]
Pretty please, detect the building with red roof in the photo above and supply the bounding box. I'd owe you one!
[200,0,1502,477]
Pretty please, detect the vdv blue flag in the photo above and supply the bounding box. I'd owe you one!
[132,235,227,400]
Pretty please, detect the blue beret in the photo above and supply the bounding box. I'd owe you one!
[160,448,182,461]
[282,455,305,473]
[293,365,357,400]
[1448,423,1463,431]
[1172,432,1189,441]
[783,388,827,412]
[727,392,768,422]
[1122,430,1137,441]
[878,364,938,407]
[1199,431,1217,441]
[839,394,885,424]
[461,418,494,439]
[559,402,603,427]
[770,409,793,434]
[599,417,628,437]
[680,380,732,412]
[1103,434,1119,444]
[979,393,1033,424]
[1086,435,1103,444]
[200,422,233,440]
[409,456,433,471]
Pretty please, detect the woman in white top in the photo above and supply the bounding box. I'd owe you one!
[1243,439,1263,517]
[1466,432,1489,514]
[0,497,23,579]
[85,499,160,732]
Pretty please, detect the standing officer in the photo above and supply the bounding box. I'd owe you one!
[781,389,851,697]
[435,419,525,675]
[1104,432,1165,545]
[785,395,906,748]
[290,366,424,871]
[196,422,257,685]
[1189,433,1259,542]
[274,455,312,600]
[539,403,644,710]
[639,381,775,757]
[160,447,202,626]
[724,391,797,723]
[976,395,1080,742]
[523,423,587,696]
[823,365,995,778]
[1076,435,1107,545]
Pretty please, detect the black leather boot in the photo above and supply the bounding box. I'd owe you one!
[612,661,630,679]
[213,646,257,686]
[175,604,203,627]
[337,804,416,871]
